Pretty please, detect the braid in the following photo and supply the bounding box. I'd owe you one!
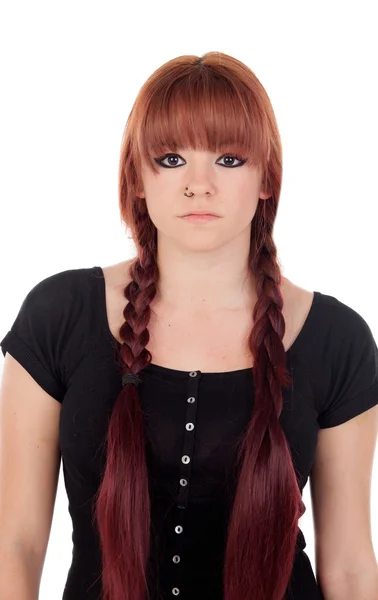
[223,229,305,599]
[117,252,158,376]
[94,239,160,600]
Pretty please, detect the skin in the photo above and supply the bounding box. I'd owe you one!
[137,148,271,314]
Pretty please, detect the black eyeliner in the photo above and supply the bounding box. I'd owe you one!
[154,153,247,168]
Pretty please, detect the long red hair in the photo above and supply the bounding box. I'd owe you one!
[93,51,305,600]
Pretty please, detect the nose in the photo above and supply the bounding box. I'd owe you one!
[183,180,216,197]
[182,155,217,196]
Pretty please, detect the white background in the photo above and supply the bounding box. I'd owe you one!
[0,1,377,597]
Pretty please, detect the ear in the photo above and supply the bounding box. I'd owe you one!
[259,189,271,200]
[258,174,271,200]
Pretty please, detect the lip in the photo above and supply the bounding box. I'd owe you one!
[180,214,220,222]
[180,210,220,217]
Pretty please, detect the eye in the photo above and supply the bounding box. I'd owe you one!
[217,154,247,167]
[154,153,247,168]
[154,154,185,168]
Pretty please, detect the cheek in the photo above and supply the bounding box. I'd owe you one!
[232,197,259,223]
[144,196,174,230]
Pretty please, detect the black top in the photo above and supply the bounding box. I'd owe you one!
[1,266,378,600]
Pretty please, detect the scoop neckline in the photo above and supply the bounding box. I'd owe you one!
[92,265,321,378]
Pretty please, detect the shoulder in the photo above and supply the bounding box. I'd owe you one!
[305,288,377,427]
[25,265,94,295]
[99,260,134,343]
[282,280,377,380]
[1,266,96,401]
[284,280,378,428]
[319,291,378,378]
[7,264,97,347]
[101,259,134,291]
[281,278,315,350]
[284,278,375,345]
[21,266,98,325]
[311,287,375,344]
[4,267,91,325]
[282,278,313,315]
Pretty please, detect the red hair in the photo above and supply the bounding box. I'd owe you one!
[93,51,305,600]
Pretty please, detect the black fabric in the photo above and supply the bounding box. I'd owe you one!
[1,265,378,600]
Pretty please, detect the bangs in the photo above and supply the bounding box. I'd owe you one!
[135,69,270,174]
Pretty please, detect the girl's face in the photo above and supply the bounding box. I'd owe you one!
[137,148,270,252]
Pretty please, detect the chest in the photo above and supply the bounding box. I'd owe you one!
[105,264,304,373]
[145,309,255,372]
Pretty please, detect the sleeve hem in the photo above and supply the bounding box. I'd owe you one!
[318,382,378,428]
[1,330,65,403]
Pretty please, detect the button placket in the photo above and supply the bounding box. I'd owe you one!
[176,371,199,509]
[170,370,201,596]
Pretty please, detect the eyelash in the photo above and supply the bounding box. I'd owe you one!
[155,153,247,168]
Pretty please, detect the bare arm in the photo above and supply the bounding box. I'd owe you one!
[0,548,41,600]
[0,352,62,598]
[310,405,378,599]
[321,568,378,600]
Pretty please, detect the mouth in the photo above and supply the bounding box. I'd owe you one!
[180,214,220,222]
[180,211,220,217]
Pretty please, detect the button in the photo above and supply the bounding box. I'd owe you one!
[187,396,196,403]
[172,555,181,563]
[181,455,190,464]
[180,478,188,486]
[185,422,194,431]
[189,371,197,377]
[172,588,180,595]
[175,525,183,534]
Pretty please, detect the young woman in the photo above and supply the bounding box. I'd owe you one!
[1,51,378,600]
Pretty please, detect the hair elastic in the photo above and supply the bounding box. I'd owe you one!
[122,373,142,388]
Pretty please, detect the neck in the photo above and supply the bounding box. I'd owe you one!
[153,237,257,313]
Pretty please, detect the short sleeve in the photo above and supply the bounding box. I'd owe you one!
[0,272,74,403]
[318,305,378,428]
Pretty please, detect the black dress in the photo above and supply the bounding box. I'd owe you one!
[1,266,378,600]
